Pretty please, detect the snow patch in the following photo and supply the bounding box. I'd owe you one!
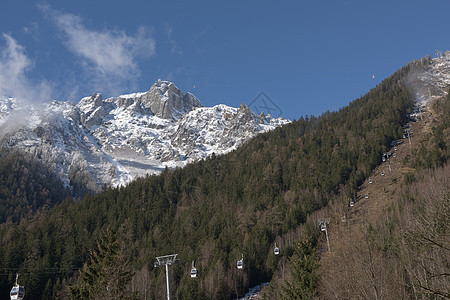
[238,282,269,300]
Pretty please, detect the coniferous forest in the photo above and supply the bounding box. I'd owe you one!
[0,149,70,224]
[0,58,448,299]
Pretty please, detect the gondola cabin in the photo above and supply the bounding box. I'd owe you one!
[10,286,25,300]
[274,243,280,255]
[10,274,25,300]
[190,261,198,278]
[237,254,244,269]
[190,268,198,278]
[237,260,243,269]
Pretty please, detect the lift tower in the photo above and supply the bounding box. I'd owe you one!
[154,254,179,300]
[319,218,331,252]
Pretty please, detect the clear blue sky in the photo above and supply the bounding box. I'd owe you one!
[1,0,449,120]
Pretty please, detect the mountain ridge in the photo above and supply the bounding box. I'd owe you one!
[0,80,289,196]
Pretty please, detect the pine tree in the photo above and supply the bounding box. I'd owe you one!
[69,227,134,300]
[281,238,318,299]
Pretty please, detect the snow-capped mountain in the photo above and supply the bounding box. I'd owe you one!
[0,80,289,195]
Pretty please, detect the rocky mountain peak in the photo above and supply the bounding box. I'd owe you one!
[78,93,103,111]
[139,80,202,119]
[236,103,265,123]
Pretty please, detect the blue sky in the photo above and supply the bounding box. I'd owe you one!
[1,0,449,120]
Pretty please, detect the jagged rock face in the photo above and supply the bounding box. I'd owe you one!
[171,103,274,158]
[0,80,290,195]
[79,93,105,130]
[139,80,202,119]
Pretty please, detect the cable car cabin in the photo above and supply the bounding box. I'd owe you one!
[237,254,244,269]
[320,224,326,231]
[365,194,369,199]
[10,274,24,300]
[349,201,354,207]
[273,242,280,255]
[10,285,25,300]
[190,268,198,278]
[237,260,243,269]
[381,171,385,176]
[369,178,373,184]
[190,261,198,278]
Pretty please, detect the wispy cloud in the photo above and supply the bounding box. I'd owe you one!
[23,22,39,36]
[189,25,211,54]
[0,33,53,102]
[164,24,181,55]
[39,3,156,95]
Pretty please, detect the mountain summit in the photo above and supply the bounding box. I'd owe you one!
[0,81,289,196]
[140,80,202,119]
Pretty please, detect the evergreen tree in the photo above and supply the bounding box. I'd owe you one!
[69,227,134,300]
[282,237,318,299]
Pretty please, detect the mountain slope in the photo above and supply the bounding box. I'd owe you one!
[0,53,449,299]
[316,88,450,299]
[261,52,450,299]
[0,59,419,299]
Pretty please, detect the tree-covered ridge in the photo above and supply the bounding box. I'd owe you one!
[0,62,417,299]
[0,149,70,223]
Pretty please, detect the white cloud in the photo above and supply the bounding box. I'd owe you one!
[0,33,52,102]
[39,4,156,94]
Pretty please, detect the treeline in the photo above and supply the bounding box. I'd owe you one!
[0,61,417,299]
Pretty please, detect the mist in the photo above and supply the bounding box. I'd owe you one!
[0,34,55,104]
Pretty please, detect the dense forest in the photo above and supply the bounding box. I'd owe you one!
[0,149,70,224]
[0,58,444,299]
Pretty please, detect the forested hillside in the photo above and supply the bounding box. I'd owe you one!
[312,89,450,299]
[0,60,425,299]
[0,149,70,224]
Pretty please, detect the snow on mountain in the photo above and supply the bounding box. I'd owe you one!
[410,51,450,104]
[171,103,285,160]
[0,80,290,195]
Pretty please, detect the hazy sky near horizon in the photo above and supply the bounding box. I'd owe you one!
[1,0,449,120]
